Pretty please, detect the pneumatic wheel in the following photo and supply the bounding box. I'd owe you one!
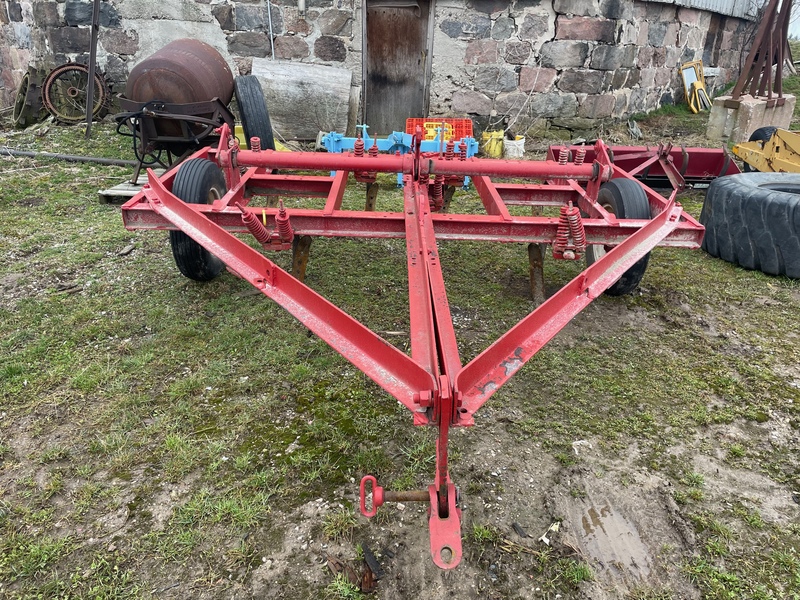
[742,126,777,173]
[169,159,227,281]
[585,178,652,296]
[234,75,275,150]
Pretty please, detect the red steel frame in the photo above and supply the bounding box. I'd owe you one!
[122,125,706,569]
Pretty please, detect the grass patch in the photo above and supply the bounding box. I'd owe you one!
[469,523,502,545]
[322,508,358,542]
[0,533,73,582]
[325,573,365,600]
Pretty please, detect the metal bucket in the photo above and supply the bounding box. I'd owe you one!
[125,39,234,105]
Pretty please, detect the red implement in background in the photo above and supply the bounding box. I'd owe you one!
[548,143,740,192]
[122,126,712,569]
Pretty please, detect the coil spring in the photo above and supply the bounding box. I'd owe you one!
[445,140,455,160]
[354,137,364,157]
[558,148,569,166]
[432,174,444,209]
[458,141,467,161]
[574,148,586,166]
[239,204,271,245]
[251,137,261,152]
[276,201,294,243]
[566,203,585,250]
[554,204,571,252]
[368,141,378,157]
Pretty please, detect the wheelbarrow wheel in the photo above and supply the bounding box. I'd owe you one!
[585,178,652,296]
[742,126,777,173]
[169,158,227,281]
[234,75,275,150]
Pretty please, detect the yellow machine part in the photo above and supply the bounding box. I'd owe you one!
[681,60,711,114]
[234,124,291,151]
[732,128,800,173]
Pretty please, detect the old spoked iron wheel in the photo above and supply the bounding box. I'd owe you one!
[12,69,46,128]
[42,63,110,124]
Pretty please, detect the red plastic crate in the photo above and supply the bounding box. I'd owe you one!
[406,118,473,141]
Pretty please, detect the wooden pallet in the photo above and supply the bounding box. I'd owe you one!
[98,169,165,204]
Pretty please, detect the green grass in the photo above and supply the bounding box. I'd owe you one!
[325,573,365,600]
[322,508,358,541]
[560,560,594,585]
[469,523,502,545]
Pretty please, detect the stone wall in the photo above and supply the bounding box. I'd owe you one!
[431,0,753,136]
[1,0,753,136]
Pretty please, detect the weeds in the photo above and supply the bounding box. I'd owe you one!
[560,560,593,585]
[325,573,364,600]
[469,523,502,545]
[322,508,358,541]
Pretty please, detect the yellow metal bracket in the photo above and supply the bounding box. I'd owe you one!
[733,129,800,173]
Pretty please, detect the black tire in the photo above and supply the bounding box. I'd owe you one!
[169,159,227,281]
[234,75,275,150]
[585,178,652,296]
[701,173,800,278]
[742,126,777,173]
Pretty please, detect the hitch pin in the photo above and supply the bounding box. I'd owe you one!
[360,475,429,517]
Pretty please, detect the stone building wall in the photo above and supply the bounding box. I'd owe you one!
[1,0,753,135]
[430,0,753,135]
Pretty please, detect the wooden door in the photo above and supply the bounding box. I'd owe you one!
[364,0,432,135]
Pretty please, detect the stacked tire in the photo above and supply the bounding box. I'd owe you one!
[701,173,800,278]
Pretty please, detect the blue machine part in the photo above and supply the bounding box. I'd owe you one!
[319,125,478,188]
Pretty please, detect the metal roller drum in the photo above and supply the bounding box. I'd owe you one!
[126,39,234,105]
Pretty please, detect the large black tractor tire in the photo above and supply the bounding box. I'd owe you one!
[700,172,800,278]
[585,178,653,296]
[742,126,777,173]
[234,75,275,150]
[169,158,227,281]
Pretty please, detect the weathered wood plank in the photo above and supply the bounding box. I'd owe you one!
[251,59,354,139]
